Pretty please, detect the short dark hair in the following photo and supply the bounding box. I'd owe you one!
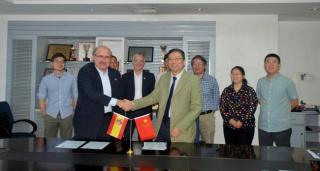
[166,48,185,60]
[51,53,66,62]
[231,66,248,85]
[111,55,118,61]
[264,53,281,64]
[163,52,169,61]
[191,55,207,65]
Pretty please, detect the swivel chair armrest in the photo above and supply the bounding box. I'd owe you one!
[13,119,38,134]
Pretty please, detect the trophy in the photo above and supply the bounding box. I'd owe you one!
[69,46,77,61]
[83,43,91,61]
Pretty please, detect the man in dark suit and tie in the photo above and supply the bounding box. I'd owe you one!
[74,45,124,140]
[122,52,155,140]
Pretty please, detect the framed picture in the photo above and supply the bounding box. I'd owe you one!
[46,44,73,61]
[43,68,54,76]
[128,46,154,62]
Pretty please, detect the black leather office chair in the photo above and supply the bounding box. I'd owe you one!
[0,101,37,138]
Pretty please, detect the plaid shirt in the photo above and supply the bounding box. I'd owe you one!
[200,73,220,112]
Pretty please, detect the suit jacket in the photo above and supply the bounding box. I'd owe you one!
[132,70,202,142]
[122,70,155,118]
[74,62,123,139]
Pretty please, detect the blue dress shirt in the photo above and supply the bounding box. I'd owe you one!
[257,73,298,132]
[38,72,78,119]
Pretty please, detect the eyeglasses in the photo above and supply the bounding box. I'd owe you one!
[53,60,65,64]
[95,55,111,59]
[167,58,183,62]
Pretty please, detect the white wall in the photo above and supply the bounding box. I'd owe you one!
[279,21,320,105]
[0,14,279,144]
[0,17,7,101]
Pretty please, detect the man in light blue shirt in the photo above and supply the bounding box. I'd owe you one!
[38,53,78,138]
[257,53,299,147]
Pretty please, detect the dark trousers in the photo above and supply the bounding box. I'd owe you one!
[258,128,292,147]
[155,117,170,142]
[96,113,113,141]
[124,119,136,141]
[223,125,254,145]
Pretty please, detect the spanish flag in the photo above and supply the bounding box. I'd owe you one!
[106,113,129,139]
[134,114,156,141]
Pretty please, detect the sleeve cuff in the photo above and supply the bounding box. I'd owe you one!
[109,98,118,106]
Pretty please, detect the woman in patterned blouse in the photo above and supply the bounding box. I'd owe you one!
[220,66,258,145]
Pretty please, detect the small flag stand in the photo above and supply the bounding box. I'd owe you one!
[127,118,133,155]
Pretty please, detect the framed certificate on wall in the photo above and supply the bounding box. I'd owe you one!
[46,44,73,61]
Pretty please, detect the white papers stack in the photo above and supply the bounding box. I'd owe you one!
[142,142,167,151]
[55,140,86,149]
[307,149,320,159]
[80,141,110,150]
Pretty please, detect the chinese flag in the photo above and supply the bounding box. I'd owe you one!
[106,113,129,139]
[134,114,156,141]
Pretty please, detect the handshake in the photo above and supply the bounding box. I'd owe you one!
[117,99,134,111]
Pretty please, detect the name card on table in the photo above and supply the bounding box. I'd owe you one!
[142,142,167,151]
[80,141,110,150]
[55,140,86,149]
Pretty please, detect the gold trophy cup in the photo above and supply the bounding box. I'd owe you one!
[83,43,91,61]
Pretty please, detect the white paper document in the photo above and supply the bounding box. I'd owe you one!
[55,140,86,149]
[142,142,167,151]
[80,141,110,150]
[307,149,320,159]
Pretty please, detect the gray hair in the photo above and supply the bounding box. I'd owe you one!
[92,45,112,56]
[132,52,145,61]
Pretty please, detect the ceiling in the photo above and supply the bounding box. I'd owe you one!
[0,0,320,21]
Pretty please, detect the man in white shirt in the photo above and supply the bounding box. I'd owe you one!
[121,52,155,140]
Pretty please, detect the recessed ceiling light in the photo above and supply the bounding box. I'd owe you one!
[134,7,157,14]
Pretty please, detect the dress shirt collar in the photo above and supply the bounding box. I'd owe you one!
[171,69,184,80]
[266,72,280,81]
[134,71,143,77]
[53,71,66,78]
[199,72,208,80]
[95,66,108,76]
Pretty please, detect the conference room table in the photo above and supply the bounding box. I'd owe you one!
[0,137,316,171]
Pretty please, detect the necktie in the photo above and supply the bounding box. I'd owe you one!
[164,76,177,118]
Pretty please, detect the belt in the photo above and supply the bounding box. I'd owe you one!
[200,110,213,115]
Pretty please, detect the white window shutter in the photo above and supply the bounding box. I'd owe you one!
[186,40,210,72]
[10,39,33,132]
